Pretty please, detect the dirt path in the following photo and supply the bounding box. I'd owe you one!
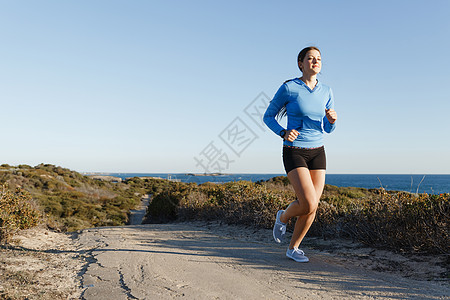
[128,194,150,225]
[76,222,449,300]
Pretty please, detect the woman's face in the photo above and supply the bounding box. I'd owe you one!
[299,50,321,75]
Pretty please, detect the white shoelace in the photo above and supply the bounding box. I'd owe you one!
[279,224,286,235]
[293,248,305,255]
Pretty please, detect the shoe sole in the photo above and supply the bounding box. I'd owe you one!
[286,253,309,263]
[273,210,285,243]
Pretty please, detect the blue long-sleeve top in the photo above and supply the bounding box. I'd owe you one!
[263,78,336,148]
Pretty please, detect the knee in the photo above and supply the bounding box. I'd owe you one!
[302,200,318,216]
[288,197,319,218]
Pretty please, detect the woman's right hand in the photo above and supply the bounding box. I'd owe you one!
[284,129,299,142]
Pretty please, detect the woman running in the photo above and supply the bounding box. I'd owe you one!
[263,46,338,262]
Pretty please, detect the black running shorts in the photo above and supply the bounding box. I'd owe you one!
[282,145,326,174]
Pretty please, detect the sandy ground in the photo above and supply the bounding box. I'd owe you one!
[128,195,150,226]
[0,226,84,299]
[0,221,448,300]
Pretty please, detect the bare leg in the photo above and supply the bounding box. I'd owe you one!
[310,169,326,200]
[279,168,326,249]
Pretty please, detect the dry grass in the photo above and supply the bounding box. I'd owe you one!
[0,164,144,232]
[0,185,40,244]
[144,177,449,255]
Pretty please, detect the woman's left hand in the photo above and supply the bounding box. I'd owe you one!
[325,109,337,124]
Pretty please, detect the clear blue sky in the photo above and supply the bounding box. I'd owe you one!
[1,0,449,174]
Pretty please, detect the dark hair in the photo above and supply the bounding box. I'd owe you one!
[276,46,321,120]
[297,46,321,72]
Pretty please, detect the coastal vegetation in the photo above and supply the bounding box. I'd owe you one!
[0,164,144,239]
[1,164,448,256]
[0,184,40,243]
[143,177,449,255]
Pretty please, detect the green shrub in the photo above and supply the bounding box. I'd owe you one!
[0,164,144,232]
[144,182,195,223]
[0,185,41,243]
[145,177,449,254]
[313,190,449,253]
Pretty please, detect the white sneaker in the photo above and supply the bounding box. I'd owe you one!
[286,247,309,262]
[273,210,286,243]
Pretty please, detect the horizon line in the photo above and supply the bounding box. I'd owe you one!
[80,172,450,175]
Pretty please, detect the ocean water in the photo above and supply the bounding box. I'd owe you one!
[326,174,450,195]
[106,173,450,195]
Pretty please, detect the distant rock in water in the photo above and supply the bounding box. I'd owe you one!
[88,175,122,183]
[185,173,229,176]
